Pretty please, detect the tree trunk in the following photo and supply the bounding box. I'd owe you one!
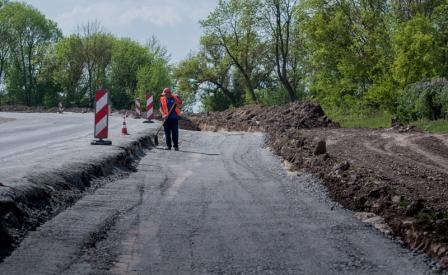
[211,80,238,105]
[88,65,94,106]
[28,46,33,106]
[280,76,297,101]
[19,47,29,106]
[221,37,257,102]
[272,0,298,102]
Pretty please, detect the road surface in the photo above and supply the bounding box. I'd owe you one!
[0,112,157,186]
[0,131,432,274]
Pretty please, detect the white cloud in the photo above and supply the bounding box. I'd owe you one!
[54,0,213,34]
[21,0,218,62]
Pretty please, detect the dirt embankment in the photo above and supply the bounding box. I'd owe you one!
[188,102,448,267]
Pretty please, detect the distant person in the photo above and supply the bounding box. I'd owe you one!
[159,87,183,151]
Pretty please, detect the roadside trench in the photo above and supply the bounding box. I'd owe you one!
[0,134,155,261]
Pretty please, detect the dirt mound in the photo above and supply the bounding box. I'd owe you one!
[188,102,448,267]
[0,105,37,112]
[0,105,93,113]
[190,102,336,132]
[179,117,200,131]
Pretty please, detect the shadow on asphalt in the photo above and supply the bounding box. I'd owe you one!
[153,147,220,156]
[179,150,221,156]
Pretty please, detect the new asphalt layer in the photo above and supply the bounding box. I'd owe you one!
[0,130,433,274]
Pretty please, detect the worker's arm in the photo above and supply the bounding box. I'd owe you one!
[160,106,167,119]
[174,97,183,108]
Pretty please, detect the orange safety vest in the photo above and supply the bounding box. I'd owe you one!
[160,94,181,117]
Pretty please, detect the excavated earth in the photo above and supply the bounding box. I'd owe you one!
[188,102,448,267]
[0,105,93,113]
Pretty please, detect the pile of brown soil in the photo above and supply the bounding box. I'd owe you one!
[0,105,38,112]
[188,102,448,267]
[189,102,336,132]
[179,117,200,131]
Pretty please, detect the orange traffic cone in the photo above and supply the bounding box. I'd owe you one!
[121,115,128,135]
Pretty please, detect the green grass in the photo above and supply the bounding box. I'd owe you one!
[399,198,410,209]
[415,209,436,222]
[411,119,448,133]
[444,211,448,221]
[321,105,448,133]
[324,108,392,129]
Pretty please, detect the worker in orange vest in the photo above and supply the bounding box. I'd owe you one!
[160,87,183,151]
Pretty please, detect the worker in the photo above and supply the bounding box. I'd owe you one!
[159,87,183,151]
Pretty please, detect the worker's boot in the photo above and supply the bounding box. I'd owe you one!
[174,147,179,151]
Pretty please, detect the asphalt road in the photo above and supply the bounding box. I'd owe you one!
[0,112,157,186]
[0,131,432,274]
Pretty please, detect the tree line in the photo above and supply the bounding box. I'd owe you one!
[175,0,448,121]
[0,1,171,109]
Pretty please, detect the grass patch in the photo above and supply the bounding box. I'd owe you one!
[411,119,448,134]
[415,209,436,222]
[323,108,392,129]
[443,211,448,221]
[399,198,410,209]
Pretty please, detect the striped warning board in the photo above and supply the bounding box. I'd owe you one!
[146,95,154,120]
[91,90,111,145]
[135,98,141,118]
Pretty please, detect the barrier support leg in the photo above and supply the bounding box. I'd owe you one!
[91,138,112,146]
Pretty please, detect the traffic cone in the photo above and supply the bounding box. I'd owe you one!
[121,115,128,135]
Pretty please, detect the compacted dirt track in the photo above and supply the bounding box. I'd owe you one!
[305,129,448,211]
[0,131,433,274]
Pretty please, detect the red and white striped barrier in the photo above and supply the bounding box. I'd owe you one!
[122,112,129,135]
[135,98,141,118]
[146,95,154,121]
[91,89,112,145]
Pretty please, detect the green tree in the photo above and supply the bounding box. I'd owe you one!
[300,0,396,111]
[0,0,9,8]
[109,38,151,109]
[0,6,11,101]
[392,15,439,87]
[175,34,243,110]
[79,22,113,106]
[201,0,265,102]
[260,0,301,101]
[136,57,171,110]
[135,39,172,109]
[433,1,448,78]
[52,35,85,106]
[2,2,61,106]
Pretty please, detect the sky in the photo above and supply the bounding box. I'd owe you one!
[21,0,218,63]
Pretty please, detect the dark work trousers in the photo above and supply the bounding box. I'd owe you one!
[163,118,179,149]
